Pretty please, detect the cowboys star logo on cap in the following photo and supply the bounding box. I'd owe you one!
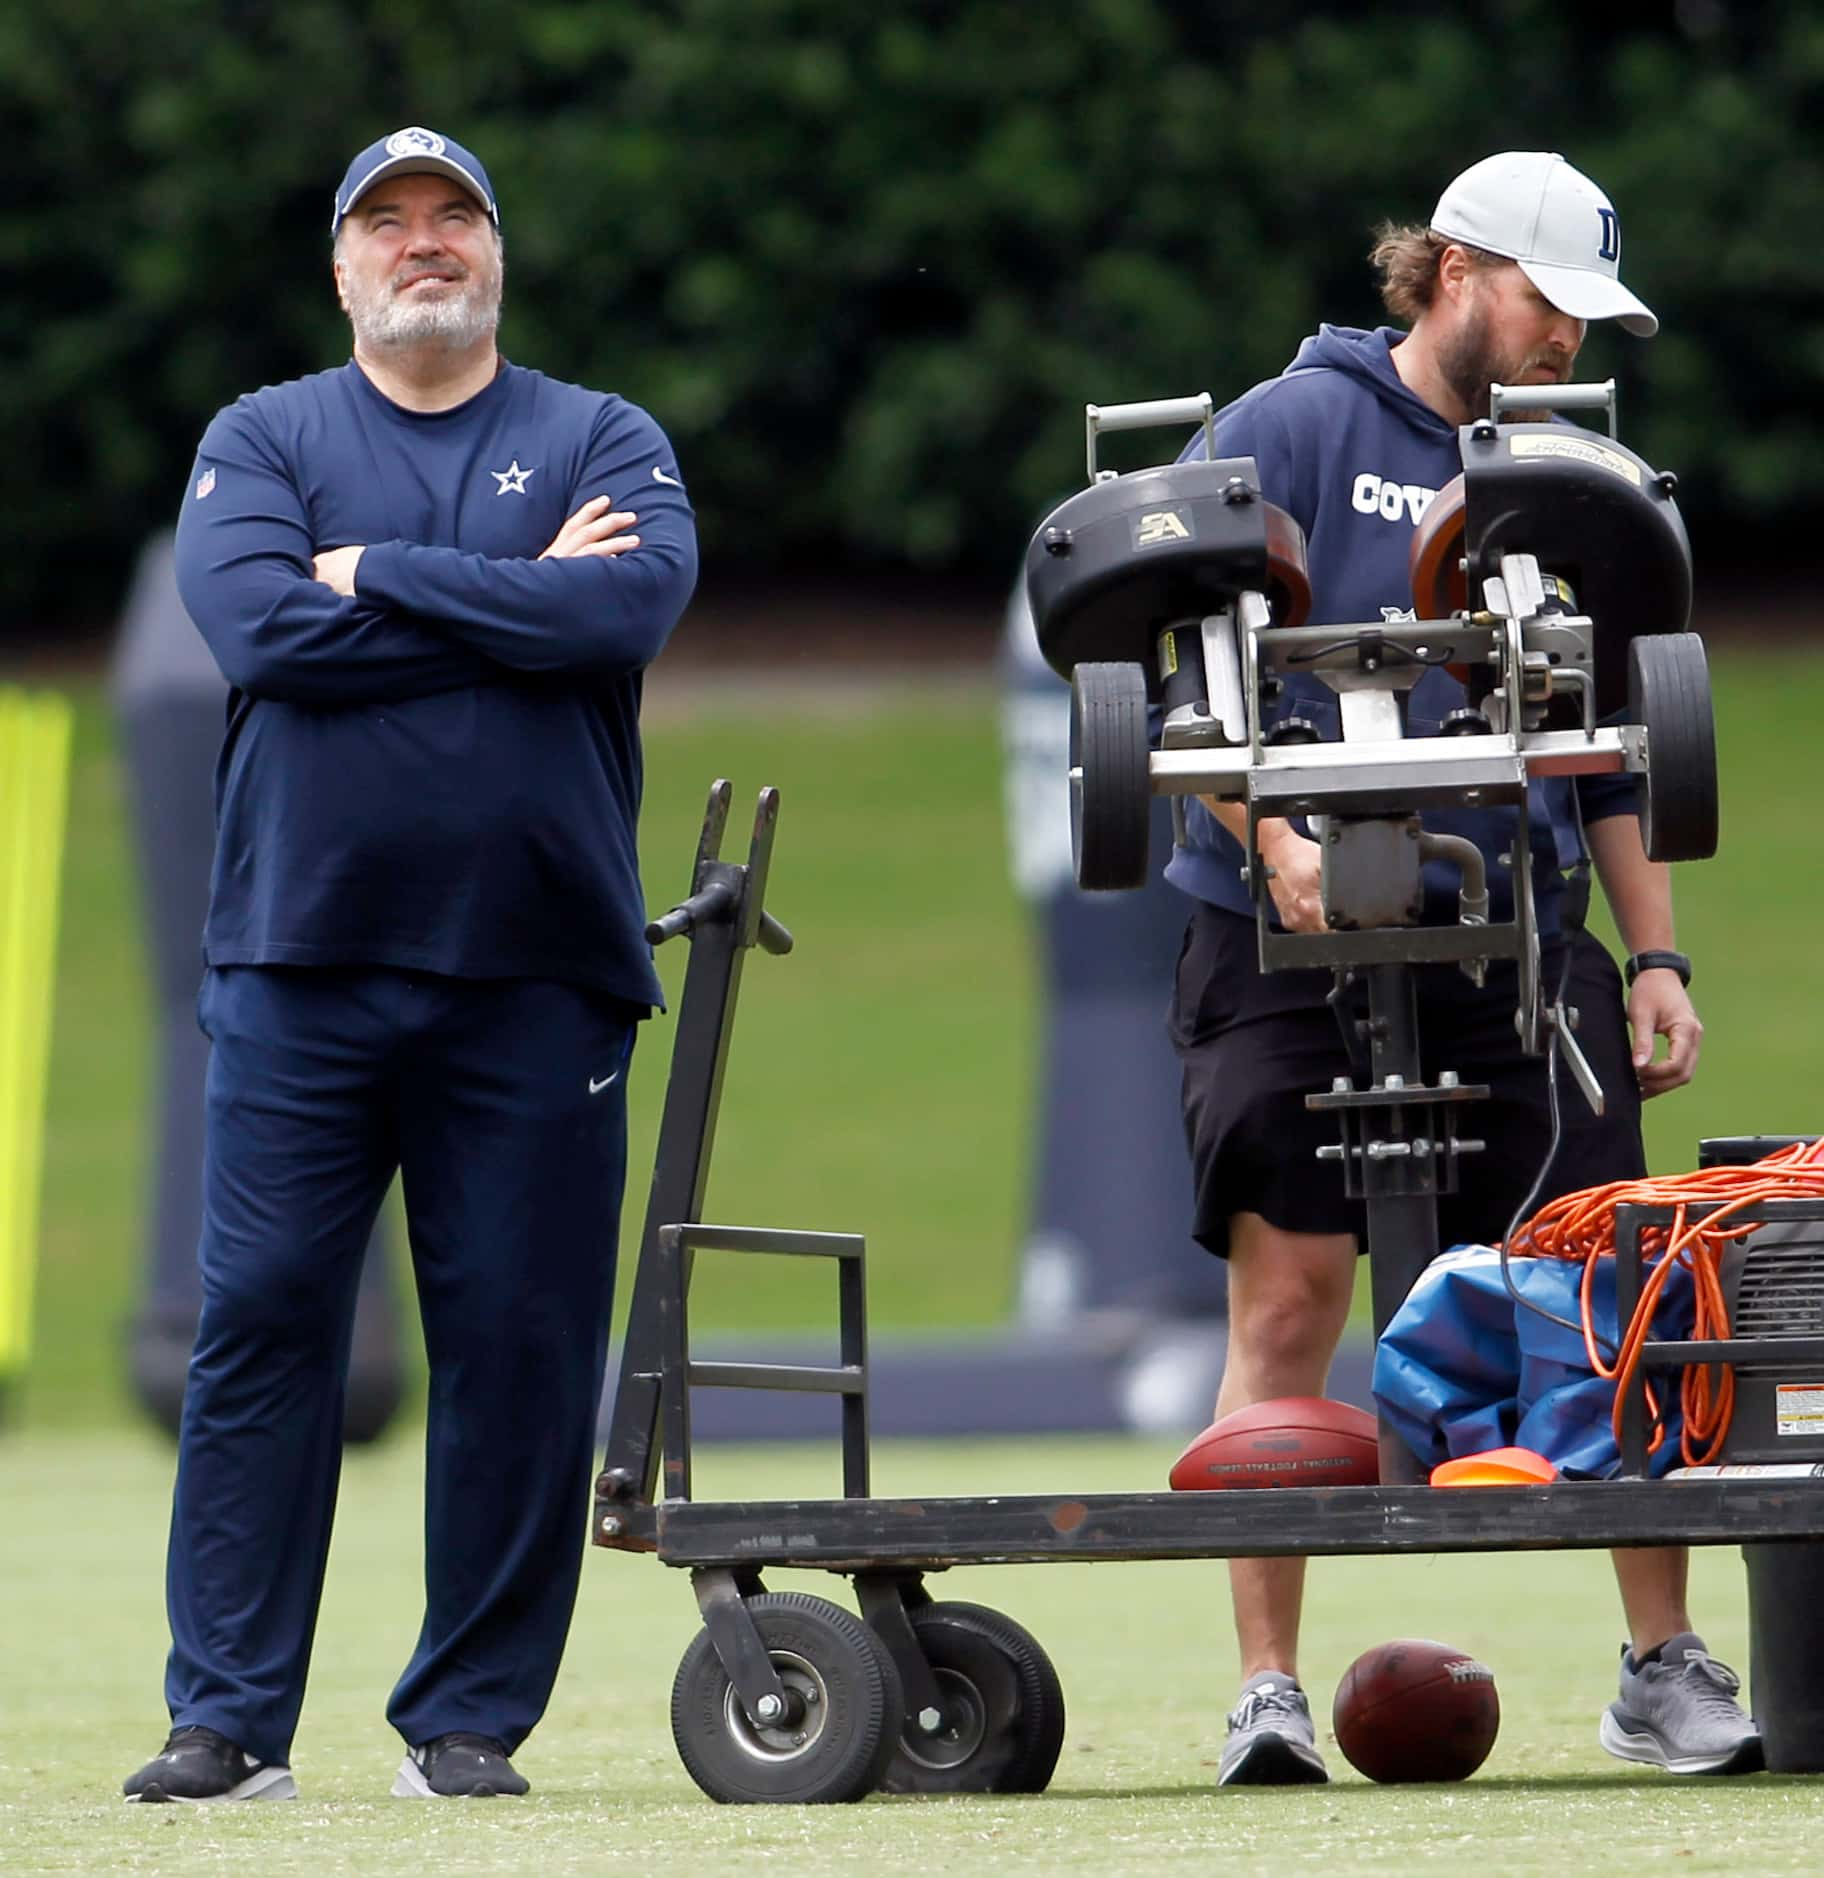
[332,126,499,235]
[385,127,446,160]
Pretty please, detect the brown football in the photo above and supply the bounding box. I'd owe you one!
[1167,1396,1379,1492]
[1333,1638,1500,1782]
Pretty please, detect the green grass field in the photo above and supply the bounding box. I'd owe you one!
[5,1430,1821,1875]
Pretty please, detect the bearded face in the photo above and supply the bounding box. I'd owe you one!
[338,230,503,352]
[1435,263,1582,422]
[334,175,504,355]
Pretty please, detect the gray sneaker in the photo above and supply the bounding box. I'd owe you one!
[1218,1673,1329,1786]
[1599,1633,1763,1775]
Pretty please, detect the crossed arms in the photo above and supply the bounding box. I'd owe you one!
[175,405,698,706]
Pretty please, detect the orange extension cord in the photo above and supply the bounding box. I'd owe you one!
[1506,1138,1824,1466]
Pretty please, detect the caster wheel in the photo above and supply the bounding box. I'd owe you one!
[671,1592,905,1803]
[1071,661,1151,891]
[878,1602,1067,1794]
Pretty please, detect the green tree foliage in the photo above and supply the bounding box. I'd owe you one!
[3,0,1819,633]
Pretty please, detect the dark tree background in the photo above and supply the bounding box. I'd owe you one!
[3,0,1817,638]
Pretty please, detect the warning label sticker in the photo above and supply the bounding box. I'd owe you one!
[1776,1383,1824,1437]
[1510,434,1643,486]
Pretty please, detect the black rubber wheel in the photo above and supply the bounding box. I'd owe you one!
[878,1602,1067,1795]
[671,1592,906,1804]
[1071,661,1151,891]
[1629,632,1718,862]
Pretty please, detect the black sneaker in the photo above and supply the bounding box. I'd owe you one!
[393,1732,530,1798]
[123,1725,297,1802]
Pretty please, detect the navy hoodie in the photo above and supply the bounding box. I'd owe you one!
[174,360,698,1008]
[1164,324,1634,931]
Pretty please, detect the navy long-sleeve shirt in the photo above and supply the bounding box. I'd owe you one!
[174,359,698,1007]
[1165,324,1636,935]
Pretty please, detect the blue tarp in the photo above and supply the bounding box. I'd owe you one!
[1373,1245,1697,1479]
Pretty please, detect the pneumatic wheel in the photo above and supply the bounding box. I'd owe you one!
[1629,633,1719,862]
[878,1602,1067,1794]
[1071,661,1151,891]
[670,1592,906,1803]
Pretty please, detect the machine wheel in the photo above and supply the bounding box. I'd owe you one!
[1071,661,1151,891]
[671,1592,905,1804]
[878,1602,1067,1794]
[1629,633,1718,862]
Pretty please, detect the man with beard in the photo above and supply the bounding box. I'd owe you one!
[1166,153,1758,1785]
[124,128,697,1803]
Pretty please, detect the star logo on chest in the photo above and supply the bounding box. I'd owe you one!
[490,459,535,495]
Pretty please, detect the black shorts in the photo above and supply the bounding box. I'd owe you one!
[1169,903,1646,1258]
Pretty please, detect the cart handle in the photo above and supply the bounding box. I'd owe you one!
[646,882,794,955]
[1086,393,1214,482]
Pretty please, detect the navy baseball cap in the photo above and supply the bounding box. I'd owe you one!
[331,127,498,236]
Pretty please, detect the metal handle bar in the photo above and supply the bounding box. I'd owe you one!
[646,881,794,955]
[1488,379,1618,436]
[646,883,733,945]
[1086,393,1214,482]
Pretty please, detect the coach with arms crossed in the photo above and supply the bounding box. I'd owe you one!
[1169,153,1759,1786]
[124,127,696,1803]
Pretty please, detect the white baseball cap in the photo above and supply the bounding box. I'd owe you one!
[1430,151,1657,337]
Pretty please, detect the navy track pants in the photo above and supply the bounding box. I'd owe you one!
[164,965,636,1764]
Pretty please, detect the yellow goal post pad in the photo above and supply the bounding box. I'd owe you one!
[0,687,74,1383]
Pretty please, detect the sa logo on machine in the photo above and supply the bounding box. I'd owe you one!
[1133,508,1192,549]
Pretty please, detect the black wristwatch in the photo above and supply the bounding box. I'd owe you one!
[1625,949,1693,988]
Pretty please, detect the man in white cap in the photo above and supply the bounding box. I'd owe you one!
[123,127,697,1802]
[1169,154,1756,1784]
[1379,149,1656,418]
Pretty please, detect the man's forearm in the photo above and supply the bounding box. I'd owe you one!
[1200,797,1295,856]
[354,536,697,676]
[182,573,507,705]
[1586,813,1676,953]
